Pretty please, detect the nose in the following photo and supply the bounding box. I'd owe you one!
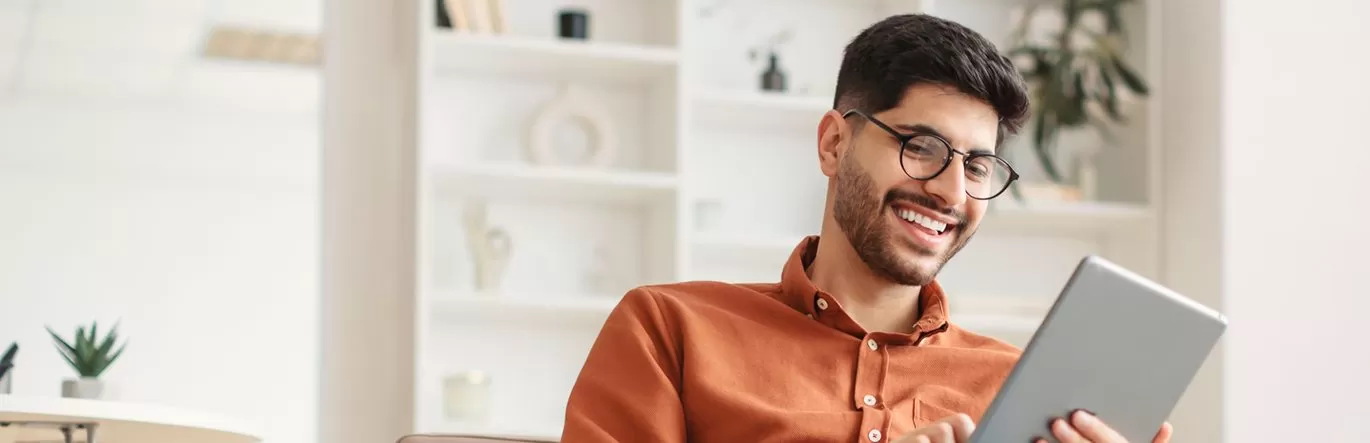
[922,160,968,207]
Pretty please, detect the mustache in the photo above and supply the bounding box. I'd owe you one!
[884,189,967,226]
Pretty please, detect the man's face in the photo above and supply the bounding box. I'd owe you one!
[830,84,1000,286]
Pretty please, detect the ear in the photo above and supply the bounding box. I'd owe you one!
[816,110,847,178]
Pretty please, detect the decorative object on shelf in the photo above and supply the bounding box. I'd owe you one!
[201,25,321,66]
[1005,0,1149,195]
[759,52,787,92]
[441,0,507,34]
[443,370,492,423]
[464,200,513,293]
[527,83,618,168]
[557,8,590,40]
[46,321,127,400]
[0,341,16,394]
[748,28,794,93]
[1005,0,1150,200]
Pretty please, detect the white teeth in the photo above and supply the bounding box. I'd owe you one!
[897,208,948,234]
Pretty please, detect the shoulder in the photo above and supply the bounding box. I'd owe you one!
[937,322,1024,358]
[618,280,789,317]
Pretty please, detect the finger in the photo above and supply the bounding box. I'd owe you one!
[1152,421,1174,443]
[929,421,956,443]
[1069,410,1127,442]
[1051,417,1087,443]
[945,413,976,441]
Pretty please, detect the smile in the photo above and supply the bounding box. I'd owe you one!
[889,202,958,249]
[896,208,947,234]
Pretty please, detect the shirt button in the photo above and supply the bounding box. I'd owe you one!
[863,394,877,406]
[867,429,882,442]
[867,339,879,351]
[816,298,829,310]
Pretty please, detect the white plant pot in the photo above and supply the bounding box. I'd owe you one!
[61,377,104,399]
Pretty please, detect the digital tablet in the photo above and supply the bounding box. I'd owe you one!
[970,255,1227,443]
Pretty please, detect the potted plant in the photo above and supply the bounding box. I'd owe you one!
[46,321,126,399]
[1004,0,1150,201]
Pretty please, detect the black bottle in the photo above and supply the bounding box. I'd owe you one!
[761,52,787,92]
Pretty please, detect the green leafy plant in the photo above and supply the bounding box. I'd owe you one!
[46,321,127,378]
[1005,0,1150,185]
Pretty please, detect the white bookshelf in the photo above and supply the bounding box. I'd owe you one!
[409,0,1161,437]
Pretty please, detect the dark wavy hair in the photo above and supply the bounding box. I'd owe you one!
[834,14,1031,147]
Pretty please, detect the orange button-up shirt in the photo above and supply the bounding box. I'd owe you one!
[562,236,1023,442]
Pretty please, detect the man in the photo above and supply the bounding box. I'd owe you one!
[560,14,1173,443]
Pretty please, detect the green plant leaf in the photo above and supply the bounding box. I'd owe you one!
[1032,111,1063,183]
[97,327,119,356]
[1097,65,1125,122]
[93,343,127,377]
[1110,54,1150,95]
[48,321,125,378]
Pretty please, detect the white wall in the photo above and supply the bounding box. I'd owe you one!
[0,1,321,443]
[1221,0,1370,441]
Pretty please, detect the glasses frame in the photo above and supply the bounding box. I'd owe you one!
[842,109,1019,200]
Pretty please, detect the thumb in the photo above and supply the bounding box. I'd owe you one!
[1152,422,1174,443]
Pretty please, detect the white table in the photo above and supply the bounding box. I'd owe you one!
[0,395,261,443]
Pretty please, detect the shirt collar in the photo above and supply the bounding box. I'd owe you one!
[779,235,951,340]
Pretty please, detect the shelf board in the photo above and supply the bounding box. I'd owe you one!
[429,162,678,204]
[429,291,621,322]
[430,32,679,85]
[985,200,1153,234]
[691,89,831,128]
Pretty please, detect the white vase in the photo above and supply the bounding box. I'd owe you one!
[442,371,491,424]
[61,377,104,399]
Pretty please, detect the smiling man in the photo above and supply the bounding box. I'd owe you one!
[560,14,1171,443]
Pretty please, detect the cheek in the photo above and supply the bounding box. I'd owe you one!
[962,201,988,226]
[857,154,907,191]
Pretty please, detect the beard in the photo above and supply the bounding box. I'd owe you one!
[832,153,975,286]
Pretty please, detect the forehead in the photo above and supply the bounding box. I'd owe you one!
[874,83,1001,154]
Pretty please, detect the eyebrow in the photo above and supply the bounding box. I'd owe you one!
[891,122,994,156]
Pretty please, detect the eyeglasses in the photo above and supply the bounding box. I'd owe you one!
[843,109,1019,200]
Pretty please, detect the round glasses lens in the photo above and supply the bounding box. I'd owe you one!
[965,154,1013,199]
[899,135,951,179]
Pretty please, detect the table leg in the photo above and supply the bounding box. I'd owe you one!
[0,420,97,443]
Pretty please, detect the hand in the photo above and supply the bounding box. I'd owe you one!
[892,413,976,443]
[1034,410,1173,443]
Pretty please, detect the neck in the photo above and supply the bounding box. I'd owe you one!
[807,232,924,333]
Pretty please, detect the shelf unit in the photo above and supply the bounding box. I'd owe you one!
[409,0,1161,437]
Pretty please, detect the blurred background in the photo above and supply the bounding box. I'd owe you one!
[0,0,1365,443]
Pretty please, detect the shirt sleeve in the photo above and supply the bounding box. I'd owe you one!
[561,286,687,442]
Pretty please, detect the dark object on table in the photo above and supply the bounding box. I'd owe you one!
[0,341,17,383]
[436,0,453,28]
[0,342,16,367]
[760,52,787,92]
[558,9,589,40]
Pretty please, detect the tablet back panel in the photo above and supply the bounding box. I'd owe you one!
[970,255,1227,442]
